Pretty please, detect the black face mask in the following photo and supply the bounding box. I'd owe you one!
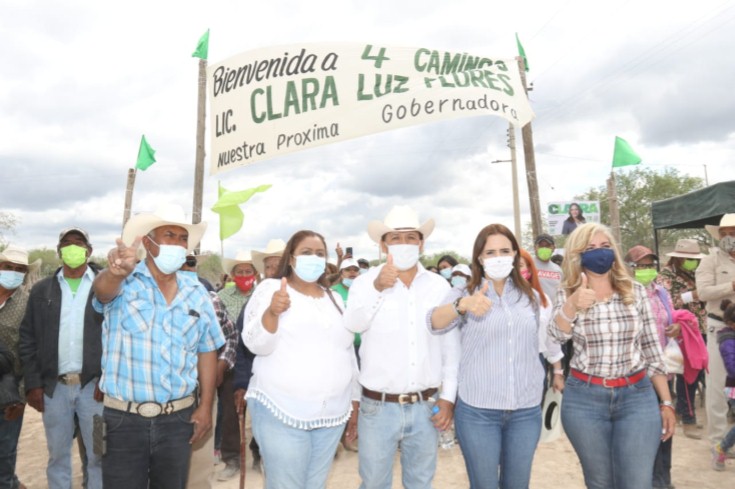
[580,248,615,274]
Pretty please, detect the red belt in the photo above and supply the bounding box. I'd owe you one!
[571,369,646,388]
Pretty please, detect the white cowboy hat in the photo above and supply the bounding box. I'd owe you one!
[367,205,435,244]
[705,213,735,241]
[0,244,41,272]
[222,250,255,275]
[539,387,564,443]
[122,203,207,253]
[665,238,706,259]
[251,239,286,272]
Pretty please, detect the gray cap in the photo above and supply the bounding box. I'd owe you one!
[58,227,91,245]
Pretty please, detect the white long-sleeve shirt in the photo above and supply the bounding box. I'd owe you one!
[344,263,460,402]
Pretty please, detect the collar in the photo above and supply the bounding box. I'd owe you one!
[56,265,95,284]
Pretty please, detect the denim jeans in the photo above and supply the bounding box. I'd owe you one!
[561,374,661,489]
[0,410,24,489]
[248,398,344,489]
[102,405,194,489]
[454,398,541,489]
[42,382,103,489]
[652,380,673,488]
[357,395,437,489]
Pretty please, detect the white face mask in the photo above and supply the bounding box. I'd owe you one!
[388,244,419,271]
[483,256,515,281]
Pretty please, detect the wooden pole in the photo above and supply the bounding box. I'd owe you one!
[192,58,207,252]
[508,123,522,241]
[122,168,137,231]
[517,57,543,237]
[607,171,622,246]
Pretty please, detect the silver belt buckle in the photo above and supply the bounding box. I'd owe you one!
[136,402,163,418]
[398,393,417,405]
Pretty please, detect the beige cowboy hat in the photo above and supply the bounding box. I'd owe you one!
[0,244,41,272]
[222,251,255,275]
[705,213,735,241]
[367,205,435,244]
[251,239,286,272]
[539,387,564,443]
[665,238,705,259]
[122,203,207,253]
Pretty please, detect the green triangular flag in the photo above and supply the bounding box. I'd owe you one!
[612,136,642,168]
[212,183,272,240]
[192,29,209,60]
[135,135,156,171]
[515,33,529,72]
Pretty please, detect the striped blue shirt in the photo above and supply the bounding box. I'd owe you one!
[94,261,225,403]
[429,278,544,410]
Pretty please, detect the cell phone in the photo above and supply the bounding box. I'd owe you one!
[345,247,353,256]
[93,414,106,457]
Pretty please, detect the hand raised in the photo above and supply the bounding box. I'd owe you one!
[107,237,141,277]
[268,278,291,316]
[461,282,493,316]
[374,254,399,292]
[570,272,596,311]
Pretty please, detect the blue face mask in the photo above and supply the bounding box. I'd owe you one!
[148,237,187,275]
[439,268,453,280]
[450,276,467,288]
[342,278,354,288]
[293,255,326,283]
[580,248,616,275]
[0,270,25,290]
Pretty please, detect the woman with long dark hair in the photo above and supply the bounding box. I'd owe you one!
[561,203,586,235]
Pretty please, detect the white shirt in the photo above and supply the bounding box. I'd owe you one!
[539,293,563,363]
[243,279,359,429]
[344,263,460,402]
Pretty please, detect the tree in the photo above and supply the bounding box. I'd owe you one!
[575,168,706,253]
[0,211,17,246]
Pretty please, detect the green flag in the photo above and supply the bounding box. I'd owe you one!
[192,29,209,60]
[135,135,156,171]
[212,183,272,240]
[612,136,642,168]
[515,33,529,72]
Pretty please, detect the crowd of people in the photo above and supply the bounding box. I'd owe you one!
[1,204,734,489]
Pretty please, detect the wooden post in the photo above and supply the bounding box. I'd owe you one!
[517,57,543,237]
[607,171,622,246]
[192,58,207,252]
[122,168,137,231]
[508,123,522,241]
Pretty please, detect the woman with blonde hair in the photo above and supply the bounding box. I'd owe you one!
[548,223,675,489]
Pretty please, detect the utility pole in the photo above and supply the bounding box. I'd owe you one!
[492,124,522,241]
[192,58,207,252]
[607,172,622,246]
[517,57,543,237]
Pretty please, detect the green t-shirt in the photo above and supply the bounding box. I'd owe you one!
[331,282,360,347]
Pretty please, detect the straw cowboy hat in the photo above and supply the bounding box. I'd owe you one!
[122,203,207,253]
[705,213,735,241]
[0,244,41,272]
[222,251,255,275]
[665,238,705,259]
[367,205,435,244]
[251,239,286,272]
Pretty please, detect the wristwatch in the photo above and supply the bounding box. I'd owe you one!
[453,298,466,316]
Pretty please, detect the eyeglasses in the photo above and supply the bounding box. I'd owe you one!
[185,257,197,267]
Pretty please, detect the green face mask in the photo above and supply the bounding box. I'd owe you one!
[60,244,88,269]
[681,259,699,272]
[634,268,658,286]
[537,247,553,261]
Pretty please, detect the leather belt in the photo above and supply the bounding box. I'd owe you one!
[571,369,646,388]
[58,374,82,385]
[103,394,195,418]
[708,313,724,322]
[362,387,438,404]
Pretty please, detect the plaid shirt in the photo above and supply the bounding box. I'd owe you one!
[549,282,667,378]
[209,292,237,369]
[94,261,225,403]
[657,265,707,334]
[0,287,29,399]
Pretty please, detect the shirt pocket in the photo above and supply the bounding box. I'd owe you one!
[120,296,154,335]
[171,311,200,353]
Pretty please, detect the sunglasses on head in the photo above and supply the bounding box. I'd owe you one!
[185,256,197,267]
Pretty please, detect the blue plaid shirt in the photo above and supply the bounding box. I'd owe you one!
[94,261,225,403]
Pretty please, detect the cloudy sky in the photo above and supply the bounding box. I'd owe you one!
[2,0,733,264]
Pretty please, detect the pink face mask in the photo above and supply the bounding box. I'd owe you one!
[520,269,532,281]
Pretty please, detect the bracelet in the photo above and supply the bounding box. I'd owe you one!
[557,306,577,324]
[553,369,564,376]
[659,401,675,412]
[452,298,466,317]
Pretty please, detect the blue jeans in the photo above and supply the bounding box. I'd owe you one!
[357,395,437,489]
[0,410,24,489]
[248,398,344,489]
[102,405,194,489]
[561,374,661,489]
[42,382,103,489]
[454,398,541,489]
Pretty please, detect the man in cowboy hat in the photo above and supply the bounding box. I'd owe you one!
[344,205,460,489]
[0,245,40,489]
[215,250,259,480]
[19,228,105,489]
[696,213,735,449]
[251,239,286,281]
[92,203,225,489]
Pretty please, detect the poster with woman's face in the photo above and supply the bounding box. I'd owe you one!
[546,201,601,235]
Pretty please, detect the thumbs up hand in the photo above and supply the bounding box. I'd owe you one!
[374,254,399,292]
[459,281,493,316]
[570,272,596,311]
[268,277,291,316]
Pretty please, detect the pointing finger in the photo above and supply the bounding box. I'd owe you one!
[115,238,127,251]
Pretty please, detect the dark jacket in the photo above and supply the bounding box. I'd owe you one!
[718,327,735,389]
[233,306,255,391]
[19,263,104,397]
